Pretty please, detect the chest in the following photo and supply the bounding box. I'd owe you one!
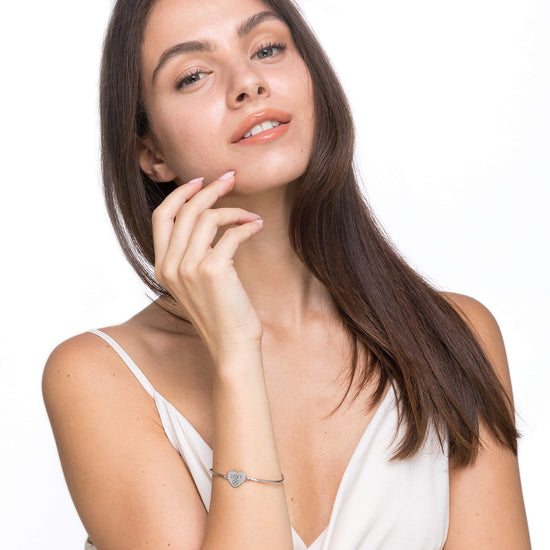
[150,323,373,445]
[135,326,381,547]
[108,321,449,548]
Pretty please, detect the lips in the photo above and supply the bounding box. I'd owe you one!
[230,109,292,143]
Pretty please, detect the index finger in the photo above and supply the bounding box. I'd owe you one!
[152,177,204,267]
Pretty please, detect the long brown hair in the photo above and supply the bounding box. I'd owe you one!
[100,0,519,468]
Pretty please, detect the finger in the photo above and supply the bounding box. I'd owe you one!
[152,177,204,270]
[203,219,264,265]
[173,171,236,225]
[182,208,262,263]
[163,172,237,266]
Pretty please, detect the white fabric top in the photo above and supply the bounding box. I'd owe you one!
[85,328,449,549]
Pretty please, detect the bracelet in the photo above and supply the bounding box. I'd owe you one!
[210,468,285,488]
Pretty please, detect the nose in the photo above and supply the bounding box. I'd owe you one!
[226,61,270,109]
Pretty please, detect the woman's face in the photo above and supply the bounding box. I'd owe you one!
[139,0,316,194]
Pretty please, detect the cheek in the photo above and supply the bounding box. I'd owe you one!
[152,102,224,181]
[273,61,314,118]
[281,65,316,152]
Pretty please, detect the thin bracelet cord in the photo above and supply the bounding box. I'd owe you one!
[210,469,285,487]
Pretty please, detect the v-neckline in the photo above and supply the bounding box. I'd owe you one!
[289,385,393,549]
[165,384,394,550]
[90,329,395,550]
[291,524,327,550]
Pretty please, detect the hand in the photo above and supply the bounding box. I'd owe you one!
[152,171,265,365]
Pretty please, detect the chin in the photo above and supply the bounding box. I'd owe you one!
[232,146,310,190]
[231,161,307,196]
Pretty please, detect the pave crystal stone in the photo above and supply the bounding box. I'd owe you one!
[227,470,246,488]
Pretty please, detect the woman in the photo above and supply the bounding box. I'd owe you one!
[42,0,531,548]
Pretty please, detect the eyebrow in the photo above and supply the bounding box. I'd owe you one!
[151,11,285,84]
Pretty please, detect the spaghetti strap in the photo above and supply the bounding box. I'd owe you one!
[87,329,157,399]
[82,329,449,550]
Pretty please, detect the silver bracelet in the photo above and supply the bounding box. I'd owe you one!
[210,468,285,488]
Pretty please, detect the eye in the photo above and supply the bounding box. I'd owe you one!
[174,70,209,91]
[252,42,287,60]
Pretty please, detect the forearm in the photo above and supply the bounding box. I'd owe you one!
[200,347,293,550]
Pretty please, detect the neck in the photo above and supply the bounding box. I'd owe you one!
[220,183,337,333]
[162,183,337,335]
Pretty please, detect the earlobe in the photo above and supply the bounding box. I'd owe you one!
[137,138,177,182]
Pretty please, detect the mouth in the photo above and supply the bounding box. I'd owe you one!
[230,109,292,144]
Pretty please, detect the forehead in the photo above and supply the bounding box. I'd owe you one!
[142,0,279,63]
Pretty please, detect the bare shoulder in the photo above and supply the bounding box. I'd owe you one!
[42,328,155,424]
[43,330,126,399]
[438,292,531,549]
[441,291,502,339]
[42,298,200,412]
[439,291,512,395]
[42,328,208,550]
[44,332,120,425]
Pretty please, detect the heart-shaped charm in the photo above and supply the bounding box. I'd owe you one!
[227,470,246,488]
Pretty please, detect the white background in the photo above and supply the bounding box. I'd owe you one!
[0,0,547,547]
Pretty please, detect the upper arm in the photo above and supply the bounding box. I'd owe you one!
[441,293,531,550]
[42,333,207,550]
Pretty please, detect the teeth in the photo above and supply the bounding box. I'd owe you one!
[243,120,281,139]
[261,120,280,131]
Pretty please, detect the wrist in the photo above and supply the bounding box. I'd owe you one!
[213,346,264,380]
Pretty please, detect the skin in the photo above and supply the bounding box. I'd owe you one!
[42,0,531,548]
[138,0,327,332]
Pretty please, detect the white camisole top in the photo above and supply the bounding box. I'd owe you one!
[84,329,449,549]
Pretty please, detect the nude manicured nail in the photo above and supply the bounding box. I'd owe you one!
[219,171,235,180]
[187,177,204,185]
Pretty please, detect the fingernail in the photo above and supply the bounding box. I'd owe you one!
[219,170,235,180]
[253,219,264,224]
[188,177,204,185]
